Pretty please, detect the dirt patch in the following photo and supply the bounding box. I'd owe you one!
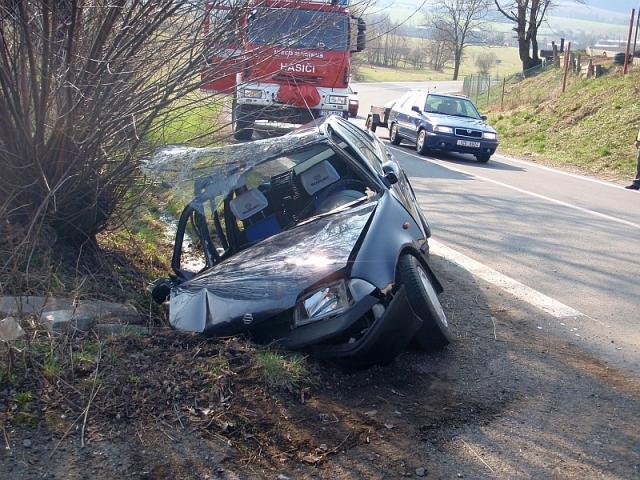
[2,255,639,479]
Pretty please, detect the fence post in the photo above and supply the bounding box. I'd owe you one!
[500,78,506,111]
[562,42,572,93]
[624,8,635,75]
[475,75,481,103]
[485,76,489,103]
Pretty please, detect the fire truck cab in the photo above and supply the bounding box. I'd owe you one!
[202,0,366,140]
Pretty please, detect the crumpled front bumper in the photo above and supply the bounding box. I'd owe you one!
[280,286,423,365]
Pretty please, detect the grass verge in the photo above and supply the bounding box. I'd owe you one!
[478,68,640,179]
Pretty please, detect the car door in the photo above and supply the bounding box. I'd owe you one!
[389,92,410,130]
[397,92,419,138]
[405,92,427,142]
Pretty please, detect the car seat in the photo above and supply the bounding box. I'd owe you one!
[440,100,458,115]
[229,188,281,243]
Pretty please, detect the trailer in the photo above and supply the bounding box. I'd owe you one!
[364,100,395,132]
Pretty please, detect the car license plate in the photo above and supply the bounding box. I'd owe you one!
[457,139,481,148]
[320,110,341,117]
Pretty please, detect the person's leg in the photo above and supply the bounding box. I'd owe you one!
[626,150,640,189]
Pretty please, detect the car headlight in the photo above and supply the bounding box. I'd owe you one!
[293,279,375,327]
[434,125,453,134]
[294,280,350,327]
[328,95,347,105]
[241,88,262,99]
[483,132,497,140]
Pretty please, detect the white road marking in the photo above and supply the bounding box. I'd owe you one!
[493,154,626,190]
[390,145,640,230]
[429,239,584,319]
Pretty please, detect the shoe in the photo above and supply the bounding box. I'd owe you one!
[625,184,640,190]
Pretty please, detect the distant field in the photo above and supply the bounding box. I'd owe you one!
[372,6,629,39]
[358,45,522,82]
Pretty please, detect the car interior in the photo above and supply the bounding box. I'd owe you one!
[173,142,378,275]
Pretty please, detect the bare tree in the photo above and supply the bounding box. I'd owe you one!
[494,1,584,72]
[0,1,255,277]
[428,0,491,80]
[426,30,456,71]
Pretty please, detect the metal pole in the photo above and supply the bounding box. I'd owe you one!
[634,4,640,56]
[562,42,572,93]
[624,9,635,75]
[501,78,506,111]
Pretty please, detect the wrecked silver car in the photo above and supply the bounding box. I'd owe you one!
[150,116,451,365]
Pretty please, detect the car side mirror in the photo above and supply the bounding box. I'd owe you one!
[481,115,487,120]
[411,106,421,113]
[382,161,399,185]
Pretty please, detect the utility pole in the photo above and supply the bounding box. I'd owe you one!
[624,9,635,75]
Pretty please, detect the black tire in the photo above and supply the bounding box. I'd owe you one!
[476,154,491,163]
[389,123,402,145]
[365,115,377,132]
[416,129,430,155]
[397,254,452,350]
[232,100,253,141]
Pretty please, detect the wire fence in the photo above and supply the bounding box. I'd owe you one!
[462,60,574,112]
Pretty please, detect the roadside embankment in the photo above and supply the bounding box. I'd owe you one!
[483,68,640,180]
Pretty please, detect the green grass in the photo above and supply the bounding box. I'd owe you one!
[255,351,310,390]
[478,68,640,179]
[147,92,225,147]
[358,46,521,82]
[197,355,230,376]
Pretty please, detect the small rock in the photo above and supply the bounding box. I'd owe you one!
[277,475,291,480]
[415,467,426,477]
[0,317,25,341]
[22,439,32,448]
[457,474,464,478]
[319,444,328,451]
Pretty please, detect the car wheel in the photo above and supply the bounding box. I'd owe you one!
[232,100,253,141]
[390,123,402,145]
[365,115,377,132]
[476,154,491,163]
[416,129,430,155]
[397,254,452,351]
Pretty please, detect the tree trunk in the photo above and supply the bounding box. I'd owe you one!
[518,39,533,71]
[452,49,461,80]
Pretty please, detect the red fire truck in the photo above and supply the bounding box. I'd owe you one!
[202,0,366,140]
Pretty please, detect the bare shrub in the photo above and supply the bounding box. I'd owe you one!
[0,1,245,283]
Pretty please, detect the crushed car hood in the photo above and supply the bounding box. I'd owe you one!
[169,201,376,335]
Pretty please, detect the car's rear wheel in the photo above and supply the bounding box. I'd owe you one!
[397,254,451,351]
[416,129,430,155]
[390,123,402,145]
[476,154,491,163]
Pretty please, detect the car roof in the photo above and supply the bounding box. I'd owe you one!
[401,90,470,99]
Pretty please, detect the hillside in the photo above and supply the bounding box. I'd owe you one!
[482,68,640,180]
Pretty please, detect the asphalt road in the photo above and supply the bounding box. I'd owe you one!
[352,80,640,373]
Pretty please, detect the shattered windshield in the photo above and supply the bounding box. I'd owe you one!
[248,8,348,51]
[144,132,378,274]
